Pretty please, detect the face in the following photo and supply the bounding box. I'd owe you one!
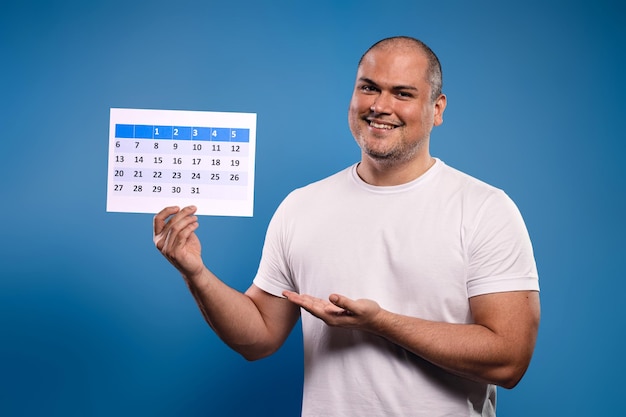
[348,45,446,167]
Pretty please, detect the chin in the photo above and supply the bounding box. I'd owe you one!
[364,147,400,163]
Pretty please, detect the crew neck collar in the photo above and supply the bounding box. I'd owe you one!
[350,158,443,193]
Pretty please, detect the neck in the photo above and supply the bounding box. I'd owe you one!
[356,154,436,186]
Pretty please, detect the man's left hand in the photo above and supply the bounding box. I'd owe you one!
[282,291,382,330]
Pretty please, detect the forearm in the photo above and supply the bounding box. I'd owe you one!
[154,206,295,360]
[285,290,539,388]
[369,310,532,388]
[183,268,277,360]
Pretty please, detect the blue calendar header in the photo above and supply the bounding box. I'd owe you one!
[115,124,250,142]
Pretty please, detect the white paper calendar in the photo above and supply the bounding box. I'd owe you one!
[106,108,257,216]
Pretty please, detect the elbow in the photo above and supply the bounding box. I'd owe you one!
[240,351,269,362]
[493,362,531,389]
[235,343,279,362]
[491,339,538,389]
[499,375,523,390]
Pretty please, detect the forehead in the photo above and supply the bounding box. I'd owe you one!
[357,45,429,87]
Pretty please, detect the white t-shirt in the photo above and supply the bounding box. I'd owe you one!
[253,159,539,417]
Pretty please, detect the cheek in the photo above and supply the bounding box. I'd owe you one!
[348,100,363,131]
[349,93,372,114]
[348,112,360,139]
[407,106,434,129]
[348,98,358,118]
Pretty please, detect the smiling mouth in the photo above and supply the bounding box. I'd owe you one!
[368,120,398,130]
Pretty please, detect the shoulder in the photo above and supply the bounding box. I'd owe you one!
[436,160,500,193]
[266,164,356,225]
[432,160,510,204]
[283,164,357,202]
[433,160,524,224]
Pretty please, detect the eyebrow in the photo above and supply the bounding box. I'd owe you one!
[358,77,419,92]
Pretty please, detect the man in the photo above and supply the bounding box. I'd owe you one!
[154,36,540,416]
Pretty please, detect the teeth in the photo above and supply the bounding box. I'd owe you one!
[370,121,394,130]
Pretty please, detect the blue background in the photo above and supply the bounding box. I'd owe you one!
[1,0,624,416]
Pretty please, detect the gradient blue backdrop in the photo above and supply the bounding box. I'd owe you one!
[1,0,624,416]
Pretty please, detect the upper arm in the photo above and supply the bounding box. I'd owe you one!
[243,284,301,358]
[470,290,541,386]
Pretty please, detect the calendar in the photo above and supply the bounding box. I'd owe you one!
[106,108,257,217]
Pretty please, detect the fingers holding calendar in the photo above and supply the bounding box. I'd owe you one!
[154,205,205,278]
[153,206,182,246]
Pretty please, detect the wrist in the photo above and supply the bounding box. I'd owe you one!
[183,265,211,287]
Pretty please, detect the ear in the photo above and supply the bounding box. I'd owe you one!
[433,94,447,127]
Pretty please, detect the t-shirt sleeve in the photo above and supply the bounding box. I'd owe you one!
[466,190,540,298]
[252,196,298,297]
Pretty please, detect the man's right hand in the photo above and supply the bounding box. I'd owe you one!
[153,206,204,278]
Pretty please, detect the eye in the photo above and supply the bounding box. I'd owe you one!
[396,91,414,98]
[360,84,378,93]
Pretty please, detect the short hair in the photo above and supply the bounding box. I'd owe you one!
[358,36,443,102]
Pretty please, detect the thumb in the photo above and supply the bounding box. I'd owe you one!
[329,293,353,309]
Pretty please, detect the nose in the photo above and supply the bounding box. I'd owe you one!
[370,91,393,114]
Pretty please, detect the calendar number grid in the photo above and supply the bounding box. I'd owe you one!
[106,109,256,217]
